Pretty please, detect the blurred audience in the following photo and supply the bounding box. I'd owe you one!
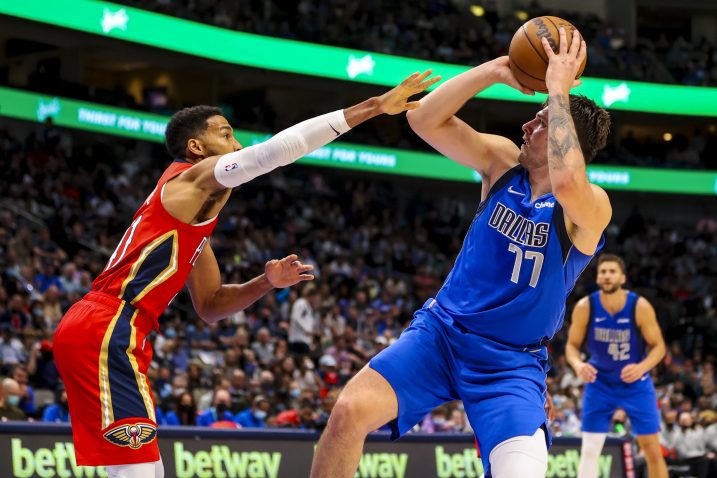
[0,104,716,477]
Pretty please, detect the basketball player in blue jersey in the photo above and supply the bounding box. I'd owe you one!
[566,253,667,478]
[311,30,611,478]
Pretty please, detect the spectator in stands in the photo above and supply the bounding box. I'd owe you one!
[0,324,26,372]
[41,386,70,423]
[288,283,319,355]
[31,339,59,389]
[159,391,196,426]
[0,377,26,421]
[0,294,30,331]
[252,327,275,365]
[12,365,35,416]
[235,395,270,428]
[673,411,714,478]
[196,389,234,427]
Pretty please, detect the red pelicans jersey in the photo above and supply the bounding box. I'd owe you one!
[54,159,219,466]
[92,159,217,324]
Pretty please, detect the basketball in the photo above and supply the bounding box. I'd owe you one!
[508,16,587,93]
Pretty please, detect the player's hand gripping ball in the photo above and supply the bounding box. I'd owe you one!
[508,16,586,93]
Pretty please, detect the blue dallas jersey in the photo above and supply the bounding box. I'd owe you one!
[427,165,604,347]
[586,291,646,379]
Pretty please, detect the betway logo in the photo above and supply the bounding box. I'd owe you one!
[547,449,612,478]
[355,451,407,478]
[12,438,107,477]
[435,446,612,478]
[435,446,484,477]
[175,442,280,478]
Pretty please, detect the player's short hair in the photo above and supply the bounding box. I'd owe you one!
[597,253,626,273]
[165,105,224,159]
[542,95,611,163]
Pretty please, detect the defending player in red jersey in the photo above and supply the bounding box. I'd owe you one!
[53,71,439,477]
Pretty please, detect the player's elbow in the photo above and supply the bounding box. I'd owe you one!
[406,106,437,133]
[193,304,214,324]
[192,294,221,324]
[551,170,584,199]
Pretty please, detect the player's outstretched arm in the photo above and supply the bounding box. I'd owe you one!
[179,71,440,195]
[186,243,313,323]
[566,297,597,383]
[406,56,532,179]
[620,297,666,383]
[542,28,611,253]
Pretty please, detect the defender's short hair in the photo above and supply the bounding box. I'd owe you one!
[165,105,223,159]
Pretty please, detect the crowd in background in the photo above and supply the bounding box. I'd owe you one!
[115,0,717,88]
[1,118,717,475]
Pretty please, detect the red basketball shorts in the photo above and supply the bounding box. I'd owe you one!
[54,291,159,466]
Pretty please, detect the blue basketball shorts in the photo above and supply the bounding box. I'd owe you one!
[581,373,660,435]
[369,307,551,477]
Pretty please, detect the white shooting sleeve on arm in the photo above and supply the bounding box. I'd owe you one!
[214,109,350,188]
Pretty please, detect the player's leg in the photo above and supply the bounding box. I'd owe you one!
[623,380,667,478]
[311,311,458,478]
[577,432,607,478]
[489,428,548,478]
[578,380,617,478]
[106,456,164,478]
[635,434,668,478]
[54,296,159,466]
[310,366,399,478]
[458,341,551,477]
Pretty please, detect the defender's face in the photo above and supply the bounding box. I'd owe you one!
[596,261,626,294]
[518,107,549,168]
[197,115,242,158]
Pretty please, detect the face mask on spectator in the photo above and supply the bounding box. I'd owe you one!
[290,389,301,399]
[254,410,267,420]
[7,395,20,407]
[216,403,228,416]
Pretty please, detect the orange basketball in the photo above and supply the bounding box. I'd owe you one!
[508,16,587,93]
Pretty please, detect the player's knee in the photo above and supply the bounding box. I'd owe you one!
[490,429,548,478]
[491,452,547,478]
[580,432,607,460]
[640,440,664,463]
[327,395,369,434]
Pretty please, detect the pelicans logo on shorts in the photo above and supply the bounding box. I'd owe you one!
[103,422,157,449]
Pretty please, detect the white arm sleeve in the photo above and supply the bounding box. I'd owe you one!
[214,109,350,188]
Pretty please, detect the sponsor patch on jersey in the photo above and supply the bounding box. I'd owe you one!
[103,422,157,449]
[534,201,554,209]
[617,318,631,324]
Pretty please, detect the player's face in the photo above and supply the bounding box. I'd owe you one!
[596,261,626,294]
[518,107,549,167]
[198,115,242,157]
